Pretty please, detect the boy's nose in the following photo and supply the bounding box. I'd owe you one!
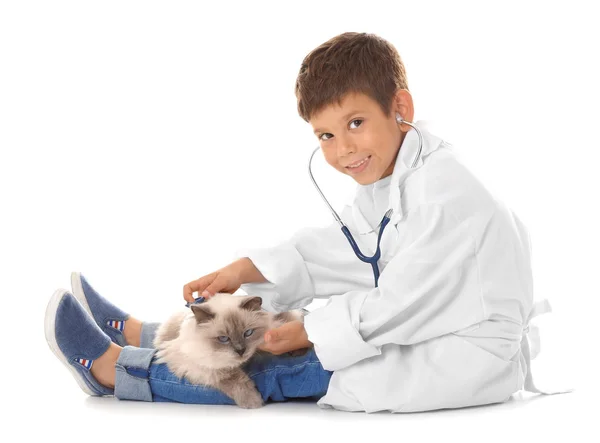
[335,134,356,156]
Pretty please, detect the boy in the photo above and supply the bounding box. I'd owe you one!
[45,32,563,413]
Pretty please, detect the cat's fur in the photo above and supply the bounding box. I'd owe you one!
[153,293,309,408]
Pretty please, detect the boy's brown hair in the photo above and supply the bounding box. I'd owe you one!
[295,32,409,123]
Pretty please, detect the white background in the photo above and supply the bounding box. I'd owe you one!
[1,0,598,441]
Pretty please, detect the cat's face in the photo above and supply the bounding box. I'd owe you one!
[190,294,269,366]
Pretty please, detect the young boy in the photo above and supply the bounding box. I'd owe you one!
[45,32,564,413]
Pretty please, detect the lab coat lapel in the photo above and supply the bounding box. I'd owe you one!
[377,121,446,264]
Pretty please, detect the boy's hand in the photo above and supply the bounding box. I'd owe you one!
[183,258,267,304]
[183,261,246,303]
[258,320,312,355]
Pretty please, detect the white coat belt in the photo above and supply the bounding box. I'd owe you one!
[521,299,574,395]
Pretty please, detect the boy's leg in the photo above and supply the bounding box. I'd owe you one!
[52,282,331,405]
[114,345,332,404]
[139,321,160,349]
[244,349,333,402]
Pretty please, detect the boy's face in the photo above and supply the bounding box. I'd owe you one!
[310,90,413,185]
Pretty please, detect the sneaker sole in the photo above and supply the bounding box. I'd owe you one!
[44,288,97,396]
[70,271,93,317]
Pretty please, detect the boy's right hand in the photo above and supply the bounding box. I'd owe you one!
[183,261,245,304]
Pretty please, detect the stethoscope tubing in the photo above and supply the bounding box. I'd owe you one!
[308,119,424,287]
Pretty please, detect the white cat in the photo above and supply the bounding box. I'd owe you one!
[153,293,309,408]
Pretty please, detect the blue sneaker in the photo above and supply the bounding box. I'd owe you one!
[44,289,114,396]
[71,272,130,347]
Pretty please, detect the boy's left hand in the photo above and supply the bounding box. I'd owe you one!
[258,320,312,355]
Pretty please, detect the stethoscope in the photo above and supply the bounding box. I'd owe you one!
[308,113,424,288]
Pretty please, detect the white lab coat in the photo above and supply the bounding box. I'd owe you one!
[234,121,570,413]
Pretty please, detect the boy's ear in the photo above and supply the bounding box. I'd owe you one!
[392,89,414,131]
[240,296,263,312]
[191,304,215,324]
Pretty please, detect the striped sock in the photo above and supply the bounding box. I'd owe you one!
[106,319,125,332]
[75,358,93,369]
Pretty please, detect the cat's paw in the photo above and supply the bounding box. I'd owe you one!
[236,390,264,409]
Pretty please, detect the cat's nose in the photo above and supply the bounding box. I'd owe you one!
[235,348,246,356]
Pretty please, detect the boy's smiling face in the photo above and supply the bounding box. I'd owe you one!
[310,90,414,185]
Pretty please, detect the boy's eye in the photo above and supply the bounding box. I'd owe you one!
[218,336,230,343]
[243,329,254,338]
[349,119,362,129]
[318,119,363,142]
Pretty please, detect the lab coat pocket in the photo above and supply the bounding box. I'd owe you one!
[448,334,521,405]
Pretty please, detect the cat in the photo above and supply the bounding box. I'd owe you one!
[153,292,310,409]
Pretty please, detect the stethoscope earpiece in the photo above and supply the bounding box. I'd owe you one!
[396,113,403,124]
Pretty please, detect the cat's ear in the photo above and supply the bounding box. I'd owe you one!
[240,296,263,312]
[191,304,215,324]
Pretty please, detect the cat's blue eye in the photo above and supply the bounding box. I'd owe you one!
[218,336,230,343]
[243,329,254,338]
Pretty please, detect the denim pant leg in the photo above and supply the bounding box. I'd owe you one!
[112,321,159,401]
[139,321,161,348]
[114,344,333,404]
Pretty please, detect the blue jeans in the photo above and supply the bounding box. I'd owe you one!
[113,322,333,404]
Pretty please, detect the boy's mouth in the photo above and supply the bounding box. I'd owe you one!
[346,155,371,174]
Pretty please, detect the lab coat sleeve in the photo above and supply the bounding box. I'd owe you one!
[234,206,377,312]
[303,203,488,372]
[233,235,317,313]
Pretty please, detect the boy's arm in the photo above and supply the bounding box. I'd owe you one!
[233,207,372,312]
[303,203,506,372]
[234,257,269,284]
[233,236,317,312]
